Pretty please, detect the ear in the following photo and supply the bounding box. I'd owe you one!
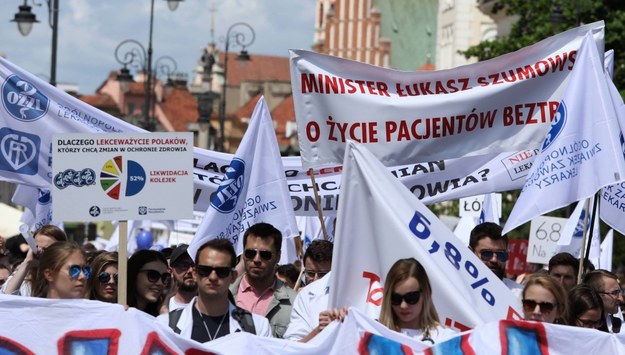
[43,268,55,282]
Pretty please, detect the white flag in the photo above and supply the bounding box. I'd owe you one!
[504,32,625,233]
[599,229,614,271]
[330,141,522,331]
[189,97,298,258]
[478,193,500,225]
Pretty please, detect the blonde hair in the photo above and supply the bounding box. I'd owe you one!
[379,258,439,335]
[32,242,84,298]
[522,274,568,324]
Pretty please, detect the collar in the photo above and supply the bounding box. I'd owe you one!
[240,274,276,294]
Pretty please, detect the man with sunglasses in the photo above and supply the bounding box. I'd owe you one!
[583,269,624,333]
[158,239,271,342]
[469,222,523,298]
[167,244,198,311]
[230,223,297,338]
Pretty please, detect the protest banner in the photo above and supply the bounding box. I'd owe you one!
[503,32,625,234]
[330,141,522,331]
[290,22,604,169]
[189,97,298,257]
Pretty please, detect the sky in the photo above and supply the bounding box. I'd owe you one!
[0,0,317,94]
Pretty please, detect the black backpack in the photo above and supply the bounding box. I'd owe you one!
[167,306,257,335]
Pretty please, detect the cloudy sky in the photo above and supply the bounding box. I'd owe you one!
[0,0,317,93]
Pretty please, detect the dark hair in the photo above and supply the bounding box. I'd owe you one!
[303,240,333,266]
[243,223,282,253]
[34,225,67,242]
[548,252,579,276]
[469,222,507,249]
[32,242,84,298]
[160,247,174,260]
[583,269,618,293]
[276,264,300,287]
[85,252,118,301]
[127,250,168,316]
[566,284,608,331]
[195,239,237,268]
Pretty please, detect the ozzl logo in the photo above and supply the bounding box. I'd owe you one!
[2,75,49,122]
[54,168,96,189]
[0,128,40,175]
[210,158,245,213]
[541,101,566,151]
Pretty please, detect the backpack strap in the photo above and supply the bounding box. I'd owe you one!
[168,308,184,334]
[231,306,257,335]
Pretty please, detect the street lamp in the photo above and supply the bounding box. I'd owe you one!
[114,40,177,131]
[218,22,256,152]
[11,0,59,86]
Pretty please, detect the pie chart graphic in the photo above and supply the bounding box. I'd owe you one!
[99,156,146,200]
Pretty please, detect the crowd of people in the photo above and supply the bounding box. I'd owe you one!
[0,221,623,346]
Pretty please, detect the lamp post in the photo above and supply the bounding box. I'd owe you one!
[218,22,255,152]
[114,40,177,131]
[11,0,59,86]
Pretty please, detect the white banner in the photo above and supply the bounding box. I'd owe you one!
[290,22,604,169]
[504,32,625,233]
[330,141,522,331]
[189,97,298,257]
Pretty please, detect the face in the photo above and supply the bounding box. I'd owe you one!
[304,259,331,285]
[136,261,169,307]
[193,247,237,299]
[472,237,507,279]
[95,264,118,303]
[45,250,88,299]
[600,277,623,314]
[523,285,558,323]
[549,265,577,292]
[35,233,57,254]
[391,277,423,329]
[171,256,197,293]
[0,268,10,287]
[243,235,279,282]
[575,308,603,329]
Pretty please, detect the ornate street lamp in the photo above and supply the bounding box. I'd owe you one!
[218,22,256,152]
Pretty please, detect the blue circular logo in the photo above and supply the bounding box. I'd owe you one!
[2,75,49,122]
[210,158,246,213]
[541,101,567,151]
[38,189,51,205]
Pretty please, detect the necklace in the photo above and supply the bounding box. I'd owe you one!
[196,304,228,341]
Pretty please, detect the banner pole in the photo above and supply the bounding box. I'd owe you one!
[582,193,600,276]
[294,266,306,292]
[577,199,591,284]
[118,220,128,306]
[308,168,329,241]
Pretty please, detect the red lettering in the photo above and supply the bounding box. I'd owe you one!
[362,271,383,306]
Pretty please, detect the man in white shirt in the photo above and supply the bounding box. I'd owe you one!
[167,244,197,311]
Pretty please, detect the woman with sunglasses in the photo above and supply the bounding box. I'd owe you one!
[127,250,171,316]
[85,252,118,303]
[566,284,608,331]
[379,258,456,344]
[522,274,567,324]
[32,241,90,299]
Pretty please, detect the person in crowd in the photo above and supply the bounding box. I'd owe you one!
[566,284,608,331]
[32,241,90,299]
[230,223,297,338]
[583,269,623,333]
[127,250,170,316]
[284,240,341,342]
[276,264,300,290]
[469,222,523,297]
[0,264,11,287]
[522,274,567,324]
[167,244,197,311]
[158,238,271,341]
[85,252,118,303]
[2,225,68,296]
[548,252,579,292]
[379,258,456,344]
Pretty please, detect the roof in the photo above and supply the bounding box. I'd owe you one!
[79,93,118,109]
[234,93,263,119]
[159,86,199,132]
[417,62,436,71]
[218,53,291,86]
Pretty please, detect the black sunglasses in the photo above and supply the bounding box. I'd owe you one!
[196,265,233,278]
[69,265,91,279]
[390,291,421,306]
[522,299,556,314]
[140,269,171,284]
[98,271,118,284]
[478,249,509,262]
[244,249,273,261]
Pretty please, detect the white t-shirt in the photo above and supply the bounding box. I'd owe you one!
[401,325,458,345]
[168,296,190,312]
[283,272,331,341]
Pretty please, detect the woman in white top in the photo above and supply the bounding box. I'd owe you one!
[379,258,456,345]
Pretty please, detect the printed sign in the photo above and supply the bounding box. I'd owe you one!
[459,194,502,218]
[52,133,193,221]
[527,216,566,264]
